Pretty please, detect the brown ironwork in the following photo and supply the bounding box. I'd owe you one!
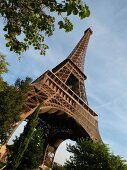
[0,28,102,169]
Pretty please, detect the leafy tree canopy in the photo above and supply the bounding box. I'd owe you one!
[16,126,44,170]
[0,53,9,91]
[53,162,64,170]
[0,53,8,75]
[6,104,42,170]
[0,77,32,144]
[64,138,127,170]
[0,0,90,55]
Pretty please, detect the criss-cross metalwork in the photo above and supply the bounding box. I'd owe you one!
[0,28,102,170]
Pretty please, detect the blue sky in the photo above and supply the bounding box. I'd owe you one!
[1,0,127,165]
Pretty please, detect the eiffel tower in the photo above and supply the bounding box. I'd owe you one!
[20,28,102,169]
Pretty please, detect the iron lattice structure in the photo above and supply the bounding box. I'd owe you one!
[10,28,102,169]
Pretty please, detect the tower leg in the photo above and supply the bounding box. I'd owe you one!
[40,144,56,170]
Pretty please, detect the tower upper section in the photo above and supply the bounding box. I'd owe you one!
[34,28,93,104]
[68,28,93,72]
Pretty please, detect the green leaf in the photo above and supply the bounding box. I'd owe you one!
[0,0,90,56]
[58,20,64,29]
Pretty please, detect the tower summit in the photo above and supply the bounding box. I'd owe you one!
[68,28,93,71]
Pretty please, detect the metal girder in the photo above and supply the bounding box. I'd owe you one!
[1,29,102,170]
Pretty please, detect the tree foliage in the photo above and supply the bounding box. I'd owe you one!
[53,162,64,170]
[0,53,8,75]
[0,0,90,55]
[6,105,42,170]
[14,76,32,89]
[0,53,8,91]
[0,77,32,144]
[17,126,44,170]
[64,138,127,170]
